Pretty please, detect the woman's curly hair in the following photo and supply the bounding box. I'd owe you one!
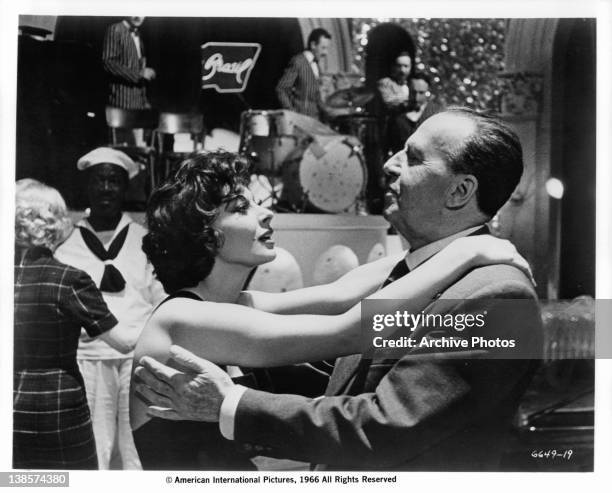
[142,151,251,293]
[15,179,73,251]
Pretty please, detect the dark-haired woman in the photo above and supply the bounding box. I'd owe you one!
[130,151,531,470]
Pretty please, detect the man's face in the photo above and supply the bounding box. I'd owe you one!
[87,164,128,218]
[410,78,430,107]
[393,55,412,83]
[382,113,476,244]
[310,36,331,61]
[129,17,145,27]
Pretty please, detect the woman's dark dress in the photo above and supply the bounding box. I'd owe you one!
[132,291,271,470]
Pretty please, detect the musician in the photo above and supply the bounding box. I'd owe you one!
[376,51,413,113]
[387,72,444,154]
[276,28,331,120]
[102,16,156,110]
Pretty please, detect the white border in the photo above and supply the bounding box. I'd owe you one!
[1,1,610,492]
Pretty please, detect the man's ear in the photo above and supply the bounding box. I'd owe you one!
[446,174,478,209]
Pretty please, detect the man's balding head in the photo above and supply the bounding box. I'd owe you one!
[382,109,523,247]
[441,107,523,218]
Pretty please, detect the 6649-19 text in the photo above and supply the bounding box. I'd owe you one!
[531,449,573,460]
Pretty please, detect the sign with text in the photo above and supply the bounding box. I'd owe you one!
[201,42,261,93]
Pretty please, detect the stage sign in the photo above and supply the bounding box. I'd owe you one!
[201,42,261,93]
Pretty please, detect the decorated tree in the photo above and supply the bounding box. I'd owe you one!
[352,18,506,111]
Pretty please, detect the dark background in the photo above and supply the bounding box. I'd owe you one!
[15,16,596,300]
[16,17,304,207]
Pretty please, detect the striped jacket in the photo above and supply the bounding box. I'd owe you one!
[276,52,323,119]
[102,21,149,109]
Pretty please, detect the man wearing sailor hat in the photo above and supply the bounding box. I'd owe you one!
[55,147,165,470]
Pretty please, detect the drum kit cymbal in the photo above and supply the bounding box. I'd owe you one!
[239,86,376,214]
[325,86,375,111]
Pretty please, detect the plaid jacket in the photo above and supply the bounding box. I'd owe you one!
[13,246,117,469]
[14,246,117,374]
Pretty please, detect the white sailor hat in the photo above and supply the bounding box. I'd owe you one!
[77,147,139,179]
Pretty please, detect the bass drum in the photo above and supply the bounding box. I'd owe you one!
[280,136,367,213]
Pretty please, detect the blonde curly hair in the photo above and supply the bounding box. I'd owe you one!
[15,179,73,250]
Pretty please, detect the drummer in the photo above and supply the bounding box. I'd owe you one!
[276,28,332,121]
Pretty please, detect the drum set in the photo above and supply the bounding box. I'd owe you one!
[239,86,381,214]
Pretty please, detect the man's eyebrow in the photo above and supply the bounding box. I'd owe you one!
[404,145,423,158]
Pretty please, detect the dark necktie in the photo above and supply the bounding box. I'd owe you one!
[79,225,130,293]
[129,26,145,58]
[382,259,410,288]
[346,259,412,392]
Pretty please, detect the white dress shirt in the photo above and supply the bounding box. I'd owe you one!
[303,50,320,79]
[123,20,143,59]
[219,225,486,440]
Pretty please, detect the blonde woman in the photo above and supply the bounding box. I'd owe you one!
[13,179,129,469]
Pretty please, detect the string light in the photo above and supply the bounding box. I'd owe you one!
[351,18,506,111]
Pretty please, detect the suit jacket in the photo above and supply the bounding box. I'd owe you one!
[233,250,543,470]
[276,52,323,119]
[102,21,149,109]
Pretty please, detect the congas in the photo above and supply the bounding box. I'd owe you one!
[239,110,297,174]
[280,136,367,213]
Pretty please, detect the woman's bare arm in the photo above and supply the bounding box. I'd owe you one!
[140,235,532,368]
[98,329,134,354]
[144,244,475,368]
[238,252,405,315]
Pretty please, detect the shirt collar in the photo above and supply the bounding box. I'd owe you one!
[77,212,133,239]
[15,245,53,264]
[405,225,485,271]
[406,102,427,122]
[303,50,316,64]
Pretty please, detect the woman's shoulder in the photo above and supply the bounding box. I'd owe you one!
[17,247,92,285]
[150,292,248,333]
[134,292,211,369]
[150,291,207,322]
[165,290,204,302]
[154,290,204,310]
[55,259,99,290]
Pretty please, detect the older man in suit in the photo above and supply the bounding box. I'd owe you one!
[134,108,542,471]
[276,28,331,120]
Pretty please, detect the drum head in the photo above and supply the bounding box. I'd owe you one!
[204,128,240,152]
[299,138,365,213]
